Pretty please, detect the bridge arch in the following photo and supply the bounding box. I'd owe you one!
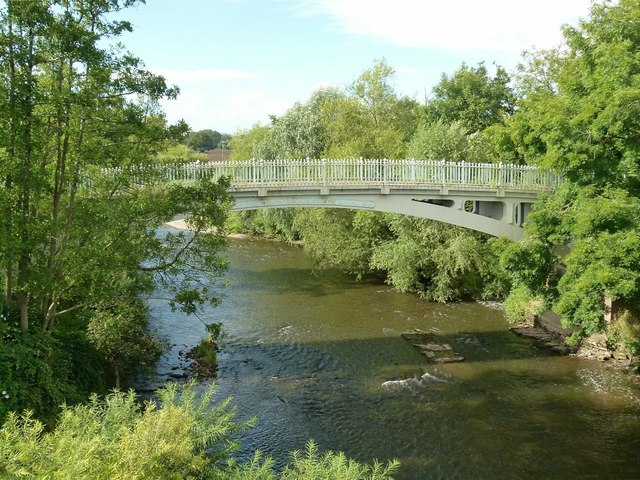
[230,188,535,241]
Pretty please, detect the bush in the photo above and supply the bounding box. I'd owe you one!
[0,315,107,426]
[0,382,399,480]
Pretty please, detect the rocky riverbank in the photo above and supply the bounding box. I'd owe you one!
[517,310,637,369]
[509,325,575,354]
[573,333,636,368]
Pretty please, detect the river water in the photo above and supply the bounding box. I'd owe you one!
[138,234,640,479]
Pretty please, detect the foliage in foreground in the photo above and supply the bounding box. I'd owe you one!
[0,382,398,480]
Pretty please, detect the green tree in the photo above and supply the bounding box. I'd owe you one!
[516,1,640,192]
[155,143,208,164]
[425,62,515,132]
[371,216,508,302]
[229,124,270,160]
[255,88,337,160]
[0,0,184,331]
[406,120,470,161]
[0,0,234,412]
[0,0,232,326]
[186,129,222,152]
[502,0,640,344]
[321,59,419,159]
[87,301,163,389]
[294,209,391,278]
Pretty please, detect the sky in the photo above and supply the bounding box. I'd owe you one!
[114,0,593,134]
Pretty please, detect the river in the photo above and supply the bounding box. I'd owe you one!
[137,233,640,479]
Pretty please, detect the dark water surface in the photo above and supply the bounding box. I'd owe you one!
[139,235,640,479]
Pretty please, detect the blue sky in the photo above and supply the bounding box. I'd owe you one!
[115,0,592,134]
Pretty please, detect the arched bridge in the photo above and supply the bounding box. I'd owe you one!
[122,159,561,241]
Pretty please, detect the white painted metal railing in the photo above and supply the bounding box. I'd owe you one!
[98,159,561,192]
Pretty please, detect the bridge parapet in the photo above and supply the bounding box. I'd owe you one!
[101,159,560,194]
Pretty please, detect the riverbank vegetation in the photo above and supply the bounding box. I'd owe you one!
[0,0,231,421]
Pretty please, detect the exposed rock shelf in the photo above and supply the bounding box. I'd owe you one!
[509,326,575,355]
[401,330,465,363]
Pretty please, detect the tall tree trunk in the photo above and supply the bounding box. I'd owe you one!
[114,364,121,390]
[17,21,35,332]
[3,0,16,312]
[42,56,70,329]
[4,176,13,312]
[43,47,81,331]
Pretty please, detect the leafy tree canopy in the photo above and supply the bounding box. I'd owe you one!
[229,124,271,160]
[322,59,419,159]
[186,129,222,152]
[425,62,515,132]
[502,0,640,344]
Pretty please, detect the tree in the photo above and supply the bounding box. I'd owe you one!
[321,59,419,159]
[254,88,338,160]
[406,120,470,161]
[229,124,270,160]
[0,0,233,410]
[425,62,515,133]
[294,209,391,278]
[155,143,207,164]
[0,0,233,327]
[87,301,163,389]
[186,129,222,152]
[502,0,640,345]
[0,0,180,331]
[512,1,640,192]
[370,216,508,302]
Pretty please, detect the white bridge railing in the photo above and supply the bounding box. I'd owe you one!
[100,159,561,192]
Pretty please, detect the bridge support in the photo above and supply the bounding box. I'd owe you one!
[231,186,538,241]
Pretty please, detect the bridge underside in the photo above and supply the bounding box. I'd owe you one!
[229,186,537,241]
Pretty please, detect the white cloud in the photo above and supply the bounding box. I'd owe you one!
[160,82,291,134]
[292,0,591,53]
[152,67,280,132]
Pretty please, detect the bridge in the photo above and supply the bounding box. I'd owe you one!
[111,159,561,241]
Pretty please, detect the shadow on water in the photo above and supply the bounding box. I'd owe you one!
[224,267,375,297]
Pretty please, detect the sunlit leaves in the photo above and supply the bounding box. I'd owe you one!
[0,382,248,480]
[425,62,515,132]
[502,0,640,336]
[0,382,398,480]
